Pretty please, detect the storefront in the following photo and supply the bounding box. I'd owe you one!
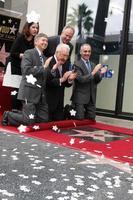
[59,0,133,120]
[0,0,133,120]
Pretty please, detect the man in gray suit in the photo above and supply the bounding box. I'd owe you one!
[71,43,107,120]
[2,33,49,126]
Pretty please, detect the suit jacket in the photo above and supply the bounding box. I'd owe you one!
[44,35,73,62]
[17,48,47,104]
[71,59,102,105]
[46,56,72,111]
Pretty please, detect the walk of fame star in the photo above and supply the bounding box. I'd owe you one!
[70,129,125,142]
[78,152,132,174]
[0,43,9,65]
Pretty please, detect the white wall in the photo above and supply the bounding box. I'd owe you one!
[11,0,28,30]
[27,0,60,36]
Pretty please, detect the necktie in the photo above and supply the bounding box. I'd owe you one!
[39,55,44,65]
[86,61,91,73]
[58,65,62,77]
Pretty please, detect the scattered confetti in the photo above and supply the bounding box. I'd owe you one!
[52,125,58,131]
[11,90,17,95]
[26,10,40,23]
[17,124,27,133]
[26,74,37,85]
[70,138,75,145]
[20,185,30,192]
[70,109,76,116]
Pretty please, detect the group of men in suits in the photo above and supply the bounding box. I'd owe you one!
[2,25,107,126]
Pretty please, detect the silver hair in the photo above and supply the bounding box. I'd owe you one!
[56,43,70,53]
[34,33,48,43]
[80,43,91,53]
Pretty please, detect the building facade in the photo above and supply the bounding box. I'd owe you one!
[0,0,133,120]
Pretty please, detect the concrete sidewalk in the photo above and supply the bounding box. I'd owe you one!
[0,128,133,200]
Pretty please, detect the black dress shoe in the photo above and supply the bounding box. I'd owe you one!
[1,111,9,126]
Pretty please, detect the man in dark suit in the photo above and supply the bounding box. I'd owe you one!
[44,25,75,68]
[46,43,77,121]
[2,33,49,126]
[71,43,107,120]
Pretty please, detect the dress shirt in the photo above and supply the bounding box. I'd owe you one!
[81,58,91,73]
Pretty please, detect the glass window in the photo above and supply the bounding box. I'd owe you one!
[65,0,125,111]
[105,0,124,36]
[122,1,133,113]
[96,0,125,111]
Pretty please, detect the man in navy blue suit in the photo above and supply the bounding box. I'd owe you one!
[44,25,75,66]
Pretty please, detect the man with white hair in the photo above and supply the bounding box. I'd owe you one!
[46,43,77,121]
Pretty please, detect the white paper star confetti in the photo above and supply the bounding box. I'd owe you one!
[87,197,94,200]
[0,189,15,197]
[79,140,85,144]
[0,173,6,176]
[26,74,37,85]
[20,186,30,192]
[11,90,17,95]
[17,124,27,133]
[19,174,29,179]
[29,114,34,119]
[32,180,41,185]
[70,109,76,116]
[66,186,77,191]
[52,125,58,131]
[33,125,40,130]
[128,190,133,194]
[26,10,40,23]
[45,196,53,199]
[70,138,75,145]
[49,178,57,182]
[11,155,19,160]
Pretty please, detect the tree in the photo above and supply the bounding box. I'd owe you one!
[67,3,93,37]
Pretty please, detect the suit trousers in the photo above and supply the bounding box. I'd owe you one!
[75,97,96,120]
[7,97,48,126]
[48,103,64,121]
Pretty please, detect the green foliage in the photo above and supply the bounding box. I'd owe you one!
[66,3,93,36]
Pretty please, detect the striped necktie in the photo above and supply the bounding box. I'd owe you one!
[86,61,91,73]
[39,55,44,65]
